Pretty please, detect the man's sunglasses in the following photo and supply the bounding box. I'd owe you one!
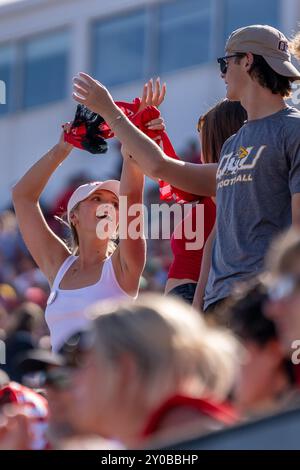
[217,54,245,74]
[41,367,73,391]
[268,275,300,302]
[58,329,96,368]
[37,330,96,390]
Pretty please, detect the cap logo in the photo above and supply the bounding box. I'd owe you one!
[278,40,288,53]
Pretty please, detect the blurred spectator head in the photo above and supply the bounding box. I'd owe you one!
[24,287,48,310]
[2,302,46,382]
[199,99,247,164]
[0,304,9,334]
[18,349,91,446]
[15,253,36,275]
[0,283,18,312]
[265,227,300,277]
[9,302,45,340]
[0,210,17,234]
[226,280,293,415]
[265,228,300,352]
[64,294,240,444]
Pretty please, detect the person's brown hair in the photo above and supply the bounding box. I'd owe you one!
[234,54,292,97]
[200,99,247,164]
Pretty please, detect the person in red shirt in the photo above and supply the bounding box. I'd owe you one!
[166,100,246,305]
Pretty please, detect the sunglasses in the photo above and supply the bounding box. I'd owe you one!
[217,54,245,74]
[268,275,300,302]
[58,329,95,368]
[41,367,74,391]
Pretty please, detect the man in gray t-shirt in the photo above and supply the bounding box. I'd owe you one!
[204,107,300,310]
[203,25,300,312]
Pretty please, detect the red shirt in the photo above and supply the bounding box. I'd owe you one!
[168,197,216,281]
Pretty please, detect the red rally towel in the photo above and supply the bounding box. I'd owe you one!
[65,98,198,203]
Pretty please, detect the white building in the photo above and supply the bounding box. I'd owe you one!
[0,0,299,208]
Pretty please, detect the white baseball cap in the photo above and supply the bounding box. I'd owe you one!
[67,180,120,223]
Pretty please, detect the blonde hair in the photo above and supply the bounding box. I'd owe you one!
[289,32,300,61]
[265,227,300,275]
[87,294,241,404]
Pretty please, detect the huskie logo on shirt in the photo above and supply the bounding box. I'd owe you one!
[217,145,266,189]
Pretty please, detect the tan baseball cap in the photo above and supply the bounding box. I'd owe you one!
[226,24,300,79]
[67,180,120,223]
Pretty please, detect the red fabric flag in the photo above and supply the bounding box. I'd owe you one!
[65,98,198,203]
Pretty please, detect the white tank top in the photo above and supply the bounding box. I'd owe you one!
[45,255,134,352]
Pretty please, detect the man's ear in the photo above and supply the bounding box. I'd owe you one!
[245,52,254,71]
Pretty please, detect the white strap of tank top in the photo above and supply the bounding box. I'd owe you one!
[51,255,77,289]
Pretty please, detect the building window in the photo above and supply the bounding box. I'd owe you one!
[23,30,70,109]
[92,11,147,87]
[158,0,212,74]
[0,45,15,116]
[224,0,280,41]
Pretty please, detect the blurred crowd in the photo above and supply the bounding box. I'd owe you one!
[1,172,300,449]
[2,20,300,451]
[0,152,180,374]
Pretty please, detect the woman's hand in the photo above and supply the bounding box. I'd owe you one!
[0,407,32,450]
[73,73,116,117]
[145,117,166,132]
[139,77,166,112]
[139,78,167,133]
[57,122,74,154]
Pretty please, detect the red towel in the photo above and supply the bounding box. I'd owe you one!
[65,98,198,203]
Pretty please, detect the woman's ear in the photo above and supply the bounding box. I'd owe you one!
[70,212,78,227]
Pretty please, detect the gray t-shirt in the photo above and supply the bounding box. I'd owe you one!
[204,106,300,310]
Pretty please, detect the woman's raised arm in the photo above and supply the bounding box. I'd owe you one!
[12,127,72,284]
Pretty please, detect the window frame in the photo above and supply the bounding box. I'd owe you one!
[90,8,149,87]
[0,26,71,117]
